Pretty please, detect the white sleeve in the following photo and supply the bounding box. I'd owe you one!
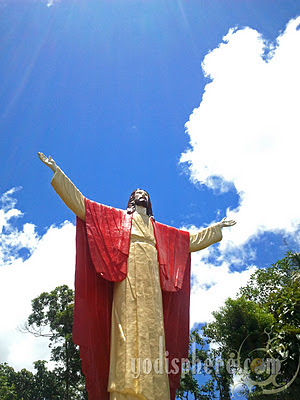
[189,225,222,252]
[51,167,86,221]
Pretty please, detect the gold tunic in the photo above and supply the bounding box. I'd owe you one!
[108,210,170,399]
[51,168,222,400]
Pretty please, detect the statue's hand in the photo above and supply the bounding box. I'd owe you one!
[38,152,57,173]
[217,217,236,228]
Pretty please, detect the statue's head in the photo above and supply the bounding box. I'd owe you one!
[127,189,154,218]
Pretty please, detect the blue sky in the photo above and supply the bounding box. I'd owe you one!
[1,0,300,389]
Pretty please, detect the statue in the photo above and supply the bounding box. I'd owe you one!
[38,152,236,400]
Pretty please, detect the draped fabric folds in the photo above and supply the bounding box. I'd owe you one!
[85,200,132,282]
[73,217,113,399]
[151,221,191,399]
[73,199,191,400]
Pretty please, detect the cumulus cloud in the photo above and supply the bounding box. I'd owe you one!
[0,188,39,266]
[181,17,300,248]
[189,247,256,327]
[182,17,300,326]
[0,188,75,371]
[179,224,256,326]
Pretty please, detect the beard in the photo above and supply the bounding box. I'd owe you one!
[135,198,148,207]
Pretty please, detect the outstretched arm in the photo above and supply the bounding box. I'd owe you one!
[38,152,86,221]
[189,218,236,252]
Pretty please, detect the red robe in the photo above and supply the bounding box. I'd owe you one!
[73,199,191,400]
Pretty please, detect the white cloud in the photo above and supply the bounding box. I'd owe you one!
[181,17,300,327]
[0,188,75,371]
[189,247,256,327]
[0,187,39,266]
[181,17,300,248]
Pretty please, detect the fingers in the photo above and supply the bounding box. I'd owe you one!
[38,152,57,172]
[38,152,47,162]
[219,218,237,228]
[224,220,236,227]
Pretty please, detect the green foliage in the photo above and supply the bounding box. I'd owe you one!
[0,364,17,400]
[207,251,300,399]
[0,361,63,400]
[27,285,74,341]
[177,329,231,399]
[204,297,275,356]
[23,285,87,399]
[177,329,212,400]
[239,251,300,305]
[32,360,64,399]
[240,251,300,390]
[178,251,300,399]
[11,368,35,400]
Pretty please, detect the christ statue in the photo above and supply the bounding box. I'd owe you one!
[38,152,236,400]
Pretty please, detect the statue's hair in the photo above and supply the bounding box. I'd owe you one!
[126,189,154,220]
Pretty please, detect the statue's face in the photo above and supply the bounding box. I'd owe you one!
[134,189,149,208]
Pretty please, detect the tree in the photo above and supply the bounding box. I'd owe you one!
[204,297,275,356]
[177,329,232,399]
[22,285,87,399]
[1,361,64,400]
[31,360,64,399]
[177,329,213,400]
[0,363,17,400]
[240,252,300,399]
[239,252,300,305]
[203,251,300,399]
